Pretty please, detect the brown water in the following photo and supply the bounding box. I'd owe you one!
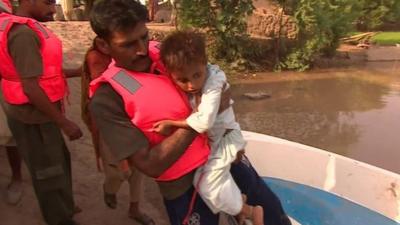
[231,69,400,174]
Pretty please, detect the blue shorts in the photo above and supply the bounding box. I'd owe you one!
[164,156,291,225]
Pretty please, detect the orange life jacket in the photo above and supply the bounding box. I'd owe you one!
[0,13,66,104]
[0,0,11,13]
[89,42,210,181]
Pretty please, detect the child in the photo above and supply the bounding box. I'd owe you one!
[154,30,264,225]
[82,39,154,225]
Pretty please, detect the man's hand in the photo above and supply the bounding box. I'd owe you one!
[21,78,82,141]
[58,118,83,140]
[152,120,174,136]
[218,85,231,113]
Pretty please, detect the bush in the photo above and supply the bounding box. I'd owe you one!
[178,0,254,69]
[277,0,359,71]
[355,0,400,30]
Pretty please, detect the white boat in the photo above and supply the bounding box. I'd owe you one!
[243,131,400,225]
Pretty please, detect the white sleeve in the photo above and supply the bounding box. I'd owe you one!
[186,65,226,133]
[186,89,222,133]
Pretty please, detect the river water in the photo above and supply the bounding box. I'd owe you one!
[231,65,400,173]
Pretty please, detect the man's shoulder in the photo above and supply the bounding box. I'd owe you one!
[7,24,40,49]
[8,24,37,39]
[91,83,119,104]
[90,83,127,116]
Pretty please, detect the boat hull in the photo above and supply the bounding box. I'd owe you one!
[243,131,400,225]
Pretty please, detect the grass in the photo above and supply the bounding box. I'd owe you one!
[345,31,400,46]
[371,32,400,45]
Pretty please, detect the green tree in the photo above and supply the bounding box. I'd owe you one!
[356,0,400,30]
[277,0,359,71]
[178,0,254,66]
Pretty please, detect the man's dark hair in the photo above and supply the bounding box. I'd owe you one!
[160,30,207,73]
[90,0,148,40]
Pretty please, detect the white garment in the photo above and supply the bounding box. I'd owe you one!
[187,64,241,151]
[188,64,246,215]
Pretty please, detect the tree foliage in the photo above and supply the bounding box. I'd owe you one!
[176,0,400,72]
[178,0,254,66]
[277,0,359,71]
[355,0,400,30]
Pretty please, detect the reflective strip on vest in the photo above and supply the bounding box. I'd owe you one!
[0,1,11,13]
[0,18,10,31]
[112,70,142,94]
[34,22,49,39]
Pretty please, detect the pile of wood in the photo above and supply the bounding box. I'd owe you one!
[341,32,377,48]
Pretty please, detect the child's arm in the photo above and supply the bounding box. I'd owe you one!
[186,65,228,134]
[153,119,190,136]
[153,65,228,135]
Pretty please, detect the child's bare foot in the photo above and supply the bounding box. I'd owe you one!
[237,195,248,224]
[252,205,264,225]
[237,194,264,225]
[6,180,22,205]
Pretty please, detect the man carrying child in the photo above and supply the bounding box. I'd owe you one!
[88,0,292,224]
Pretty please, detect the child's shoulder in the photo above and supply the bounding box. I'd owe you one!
[207,63,227,81]
[203,64,228,92]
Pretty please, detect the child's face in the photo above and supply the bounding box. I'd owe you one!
[170,62,207,94]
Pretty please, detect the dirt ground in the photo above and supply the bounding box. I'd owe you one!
[0,21,397,225]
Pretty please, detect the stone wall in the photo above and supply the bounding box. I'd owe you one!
[53,0,298,39]
[247,0,297,39]
[154,0,298,39]
[45,21,170,68]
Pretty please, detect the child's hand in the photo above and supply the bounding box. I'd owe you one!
[153,120,173,136]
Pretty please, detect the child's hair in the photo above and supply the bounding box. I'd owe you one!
[160,30,207,73]
[90,0,148,40]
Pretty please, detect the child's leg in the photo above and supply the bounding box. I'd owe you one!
[127,165,154,225]
[194,131,245,216]
[231,156,292,225]
[100,138,124,209]
[128,165,143,205]
[194,165,243,215]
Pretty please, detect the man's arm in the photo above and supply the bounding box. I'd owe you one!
[21,78,82,140]
[152,119,189,136]
[129,128,197,177]
[89,84,198,177]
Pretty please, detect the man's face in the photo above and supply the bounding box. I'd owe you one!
[170,62,207,94]
[30,0,56,22]
[106,22,151,72]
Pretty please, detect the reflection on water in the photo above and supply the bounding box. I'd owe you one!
[232,76,400,173]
